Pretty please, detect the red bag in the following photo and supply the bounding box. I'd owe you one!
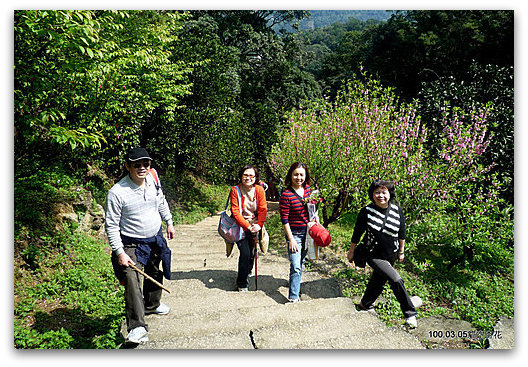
[309,223,331,247]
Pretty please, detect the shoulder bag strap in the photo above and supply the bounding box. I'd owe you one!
[381,205,390,229]
[234,185,245,241]
[235,185,243,207]
[289,186,305,203]
[224,188,232,211]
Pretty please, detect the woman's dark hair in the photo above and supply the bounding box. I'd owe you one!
[238,164,260,185]
[368,179,396,203]
[284,162,311,188]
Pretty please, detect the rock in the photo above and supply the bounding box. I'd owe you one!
[53,202,78,227]
[488,316,514,349]
[410,315,476,348]
[51,187,106,239]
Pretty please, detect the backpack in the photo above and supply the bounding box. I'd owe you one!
[149,168,162,195]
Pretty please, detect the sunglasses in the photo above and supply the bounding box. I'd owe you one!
[133,161,151,169]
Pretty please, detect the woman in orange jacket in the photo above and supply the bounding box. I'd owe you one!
[230,164,268,291]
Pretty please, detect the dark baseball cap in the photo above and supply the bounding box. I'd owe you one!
[126,147,152,162]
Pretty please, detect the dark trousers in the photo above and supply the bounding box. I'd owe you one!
[120,242,163,332]
[361,257,417,318]
[236,231,256,288]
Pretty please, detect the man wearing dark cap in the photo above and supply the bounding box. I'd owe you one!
[105,147,176,345]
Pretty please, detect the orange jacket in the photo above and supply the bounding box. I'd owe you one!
[230,184,267,231]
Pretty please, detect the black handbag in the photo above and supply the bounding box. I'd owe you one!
[353,242,368,268]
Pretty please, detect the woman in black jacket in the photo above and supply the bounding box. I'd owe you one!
[347,180,418,328]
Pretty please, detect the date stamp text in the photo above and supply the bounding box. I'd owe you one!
[428,330,502,339]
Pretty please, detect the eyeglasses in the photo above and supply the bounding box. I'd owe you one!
[133,161,151,169]
[242,174,255,178]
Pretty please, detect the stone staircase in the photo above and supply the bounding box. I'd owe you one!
[133,215,424,349]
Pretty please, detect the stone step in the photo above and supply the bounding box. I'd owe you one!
[137,329,255,349]
[171,259,289,275]
[160,282,282,313]
[139,297,422,349]
[166,265,340,299]
[143,297,358,342]
[251,310,422,349]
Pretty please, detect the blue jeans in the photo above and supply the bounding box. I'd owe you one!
[287,230,307,300]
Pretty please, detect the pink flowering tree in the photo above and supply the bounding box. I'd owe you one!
[268,73,496,227]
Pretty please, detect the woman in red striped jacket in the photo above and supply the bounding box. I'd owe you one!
[279,162,315,302]
[230,164,268,291]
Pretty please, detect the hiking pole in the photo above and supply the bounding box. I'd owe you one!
[254,234,258,291]
[129,263,171,294]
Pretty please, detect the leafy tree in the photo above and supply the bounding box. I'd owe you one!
[170,10,321,182]
[418,62,514,201]
[357,10,513,98]
[169,13,247,181]
[14,10,193,178]
[15,11,108,164]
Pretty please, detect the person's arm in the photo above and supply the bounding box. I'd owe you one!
[230,186,251,230]
[166,223,175,240]
[105,191,135,267]
[283,223,299,253]
[347,242,358,263]
[154,176,175,239]
[159,199,175,239]
[397,239,406,262]
[397,206,406,262]
[250,185,268,233]
[347,208,367,263]
[279,191,298,253]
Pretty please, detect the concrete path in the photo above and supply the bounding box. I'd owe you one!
[133,214,424,349]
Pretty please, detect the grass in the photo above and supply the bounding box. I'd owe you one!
[163,171,230,224]
[14,228,125,349]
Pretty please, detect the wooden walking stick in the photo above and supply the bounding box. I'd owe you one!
[129,263,171,294]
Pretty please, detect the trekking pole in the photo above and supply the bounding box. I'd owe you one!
[129,263,171,294]
[254,234,258,291]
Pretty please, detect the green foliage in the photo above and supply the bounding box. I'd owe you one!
[321,10,514,99]
[14,229,125,349]
[15,10,194,178]
[419,62,514,202]
[162,171,230,224]
[13,9,514,347]
[274,10,391,33]
[14,165,79,244]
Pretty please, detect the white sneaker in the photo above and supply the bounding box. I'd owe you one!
[411,296,423,308]
[238,287,248,292]
[145,303,170,315]
[126,326,148,344]
[288,298,300,303]
[405,316,418,328]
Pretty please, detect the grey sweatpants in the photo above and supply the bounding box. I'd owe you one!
[361,257,417,318]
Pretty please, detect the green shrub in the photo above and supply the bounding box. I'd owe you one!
[14,229,125,349]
